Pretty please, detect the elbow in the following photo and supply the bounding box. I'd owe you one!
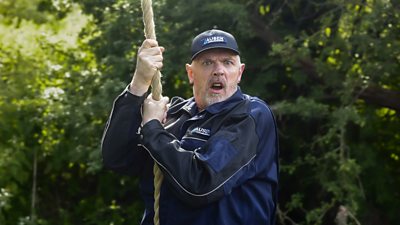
[101,145,120,172]
[101,138,115,169]
[101,141,130,175]
[101,139,143,176]
[101,155,136,176]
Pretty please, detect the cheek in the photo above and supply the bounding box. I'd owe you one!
[228,75,240,86]
[194,76,208,88]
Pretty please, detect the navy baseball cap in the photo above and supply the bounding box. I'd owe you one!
[190,29,240,61]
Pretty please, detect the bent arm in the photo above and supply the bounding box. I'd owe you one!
[102,39,165,176]
[140,114,261,206]
[101,88,148,176]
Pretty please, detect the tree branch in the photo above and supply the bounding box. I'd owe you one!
[358,85,400,112]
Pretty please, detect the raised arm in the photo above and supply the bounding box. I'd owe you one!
[101,39,166,176]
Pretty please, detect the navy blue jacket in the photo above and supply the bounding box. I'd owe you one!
[101,87,279,225]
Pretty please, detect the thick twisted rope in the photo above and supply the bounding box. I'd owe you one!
[141,0,163,101]
[141,0,163,225]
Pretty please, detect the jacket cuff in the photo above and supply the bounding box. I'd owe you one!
[115,85,147,106]
[141,119,164,138]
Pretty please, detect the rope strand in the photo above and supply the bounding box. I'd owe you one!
[141,0,163,101]
[141,0,163,224]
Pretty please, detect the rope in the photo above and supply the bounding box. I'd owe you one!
[141,0,163,101]
[141,0,163,225]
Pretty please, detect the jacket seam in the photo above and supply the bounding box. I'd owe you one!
[140,143,257,197]
[181,136,208,142]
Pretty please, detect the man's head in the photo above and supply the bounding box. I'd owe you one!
[190,29,240,61]
[186,29,245,111]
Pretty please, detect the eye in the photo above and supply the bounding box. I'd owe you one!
[202,60,213,66]
[223,59,234,65]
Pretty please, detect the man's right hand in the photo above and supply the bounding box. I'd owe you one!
[142,94,170,125]
[130,39,165,96]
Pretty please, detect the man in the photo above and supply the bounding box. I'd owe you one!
[101,29,279,225]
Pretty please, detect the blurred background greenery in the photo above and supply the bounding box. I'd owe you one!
[0,0,399,224]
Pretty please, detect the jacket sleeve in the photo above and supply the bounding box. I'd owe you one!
[101,88,148,176]
[140,109,268,206]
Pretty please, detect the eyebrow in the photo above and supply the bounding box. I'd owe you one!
[199,55,236,62]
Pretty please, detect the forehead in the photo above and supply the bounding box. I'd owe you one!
[194,48,238,61]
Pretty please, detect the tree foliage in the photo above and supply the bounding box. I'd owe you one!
[0,0,399,224]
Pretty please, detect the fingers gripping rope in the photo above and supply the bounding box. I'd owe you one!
[141,0,163,101]
[141,0,163,224]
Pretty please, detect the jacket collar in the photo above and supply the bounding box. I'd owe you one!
[169,87,246,116]
[168,97,197,116]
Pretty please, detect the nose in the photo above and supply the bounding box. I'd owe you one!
[213,62,224,76]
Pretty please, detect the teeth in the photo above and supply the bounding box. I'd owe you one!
[212,82,222,86]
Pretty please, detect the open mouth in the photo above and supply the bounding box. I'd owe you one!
[210,82,224,91]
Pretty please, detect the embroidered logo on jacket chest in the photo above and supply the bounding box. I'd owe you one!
[190,127,211,136]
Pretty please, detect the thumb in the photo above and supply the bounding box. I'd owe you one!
[161,96,170,104]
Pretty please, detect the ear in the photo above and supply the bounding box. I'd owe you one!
[237,63,245,83]
[186,63,194,85]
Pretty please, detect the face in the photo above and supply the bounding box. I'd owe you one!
[186,49,245,111]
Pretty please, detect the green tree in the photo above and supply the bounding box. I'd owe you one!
[1,0,399,224]
[0,1,142,224]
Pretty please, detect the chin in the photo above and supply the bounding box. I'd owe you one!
[205,95,226,106]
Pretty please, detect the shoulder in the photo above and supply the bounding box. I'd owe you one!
[244,95,274,120]
[241,94,277,137]
[243,95,278,150]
